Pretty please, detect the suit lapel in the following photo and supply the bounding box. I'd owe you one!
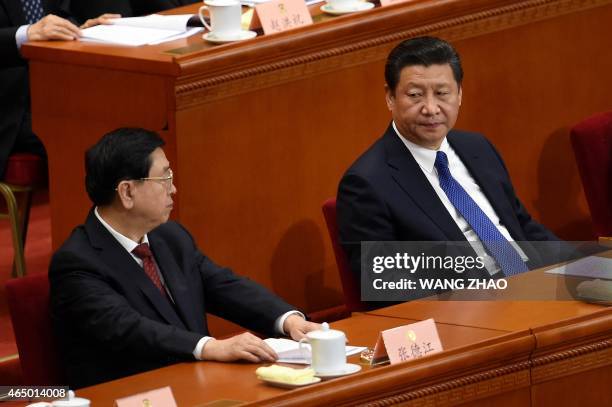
[148,234,200,332]
[448,133,525,240]
[85,211,186,328]
[383,126,465,241]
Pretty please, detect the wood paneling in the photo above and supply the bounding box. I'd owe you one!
[24,0,612,324]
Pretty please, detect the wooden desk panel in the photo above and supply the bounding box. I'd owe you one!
[73,300,611,406]
[366,300,605,331]
[77,313,518,406]
[23,0,612,322]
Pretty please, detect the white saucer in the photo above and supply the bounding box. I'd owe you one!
[314,363,362,379]
[320,2,374,15]
[203,30,257,44]
[258,376,321,389]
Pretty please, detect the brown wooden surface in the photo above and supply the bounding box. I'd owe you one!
[75,300,611,406]
[23,0,612,325]
[364,270,607,331]
[76,313,515,405]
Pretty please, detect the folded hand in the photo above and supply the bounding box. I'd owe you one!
[27,14,81,41]
[201,332,278,363]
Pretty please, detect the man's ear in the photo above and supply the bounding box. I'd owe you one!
[116,180,135,210]
[385,84,395,112]
[458,85,462,106]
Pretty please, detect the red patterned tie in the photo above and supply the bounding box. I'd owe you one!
[132,243,167,297]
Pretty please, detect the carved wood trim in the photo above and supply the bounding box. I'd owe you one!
[354,361,531,406]
[531,339,612,383]
[174,0,610,109]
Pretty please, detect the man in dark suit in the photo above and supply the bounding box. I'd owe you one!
[50,128,319,388]
[337,37,560,302]
[0,0,116,177]
[1,0,73,177]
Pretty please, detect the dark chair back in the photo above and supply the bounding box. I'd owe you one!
[570,112,612,238]
[5,273,64,385]
[322,198,368,312]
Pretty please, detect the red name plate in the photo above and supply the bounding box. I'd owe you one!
[115,386,177,407]
[372,318,443,365]
[256,0,313,35]
[380,0,414,7]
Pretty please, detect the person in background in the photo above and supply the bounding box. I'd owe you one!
[50,128,319,388]
[337,36,561,306]
[0,0,116,177]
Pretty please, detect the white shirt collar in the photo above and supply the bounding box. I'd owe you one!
[392,121,450,174]
[94,207,149,254]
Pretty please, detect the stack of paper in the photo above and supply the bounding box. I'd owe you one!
[80,14,202,46]
[264,338,366,364]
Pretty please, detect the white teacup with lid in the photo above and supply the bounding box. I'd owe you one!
[51,391,90,407]
[299,322,346,374]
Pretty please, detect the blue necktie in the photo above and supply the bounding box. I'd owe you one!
[21,0,44,24]
[434,151,528,276]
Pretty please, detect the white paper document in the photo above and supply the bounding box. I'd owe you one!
[80,14,202,46]
[264,338,366,364]
[545,256,612,280]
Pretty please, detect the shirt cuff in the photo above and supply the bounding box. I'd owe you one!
[275,310,305,335]
[193,336,214,360]
[15,25,30,51]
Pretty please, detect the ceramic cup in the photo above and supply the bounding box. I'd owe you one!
[299,322,346,374]
[326,0,363,10]
[50,391,90,407]
[199,0,243,39]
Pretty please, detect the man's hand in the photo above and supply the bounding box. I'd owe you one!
[80,14,121,29]
[27,14,81,41]
[201,332,277,363]
[283,314,321,341]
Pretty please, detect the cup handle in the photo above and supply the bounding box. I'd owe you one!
[298,338,310,361]
[199,6,212,31]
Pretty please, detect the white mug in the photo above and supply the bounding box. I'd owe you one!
[299,322,346,374]
[326,0,362,9]
[50,391,90,407]
[199,0,243,38]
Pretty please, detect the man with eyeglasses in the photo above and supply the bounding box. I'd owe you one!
[49,128,319,389]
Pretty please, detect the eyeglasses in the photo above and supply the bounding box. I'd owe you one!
[140,168,174,190]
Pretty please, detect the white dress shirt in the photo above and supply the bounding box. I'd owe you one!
[94,208,303,360]
[392,123,528,275]
[15,25,29,50]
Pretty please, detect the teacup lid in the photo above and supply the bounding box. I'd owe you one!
[51,391,90,407]
[307,322,345,340]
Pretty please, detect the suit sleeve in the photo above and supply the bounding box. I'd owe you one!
[337,172,397,280]
[50,250,202,360]
[0,26,24,68]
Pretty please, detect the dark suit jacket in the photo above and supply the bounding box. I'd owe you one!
[0,0,69,176]
[50,211,294,388]
[69,0,199,23]
[337,125,560,282]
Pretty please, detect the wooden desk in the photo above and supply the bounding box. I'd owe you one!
[77,313,513,405]
[23,0,612,322]
[77,301,611,406]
